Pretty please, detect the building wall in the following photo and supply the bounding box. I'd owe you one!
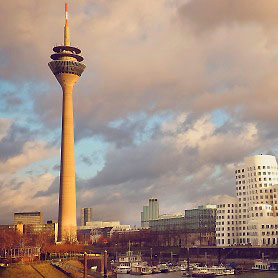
[149,215,185,231]
[185,205,216,232]
[216,198,238,246]
[81,208,93,226]
[216,155,278,247]
[24,223,58,242]
[14,211,42,225]
[141,198,159,228]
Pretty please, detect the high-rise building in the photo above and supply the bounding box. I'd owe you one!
[216,154,278,246]
[14,211,42,225]
[141,198,159,227]
[81,208,93,226]
[48,3,86,242]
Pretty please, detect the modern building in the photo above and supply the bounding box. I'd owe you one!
[185,205,217,232]
[148,206,216,247]
[141,198,159,227]
[48,3,86,242]
[14,211,42,225]
[77,221,130,244]
[216,154,278,246]
[215,197,238,246]
[79,221,122,230]
[149,213,185,231]
[81,208,93,226]
[23,223,58,243]
[0,224,24,235]
[0,222,58,243]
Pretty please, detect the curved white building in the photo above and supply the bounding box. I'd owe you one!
[216,154,278,246]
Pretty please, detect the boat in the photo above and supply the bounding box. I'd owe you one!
[180,264,187,272]
[115,249,143,274]
[158,263,169,273]
[252,259,278,272]
[115,265,131,274]
[191,269,216,278]
[130,263,153,275]
[207,265,234,276]
[191,264,234,276]
[152,266,161,274]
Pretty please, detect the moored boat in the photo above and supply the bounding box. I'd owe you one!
[152,266,161,274]
[158,263,169,273]
[115,265,131,274]
[207,265,234,276]
[130,263,153,275]
[191,269,216,278]
[252,259,278,272]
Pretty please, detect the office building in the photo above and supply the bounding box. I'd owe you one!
[141,198,159,227]
[24,223,58,243]
[149,213,185,231]
[216,154,278,246]
[14,211,42,225]
[185,205,217,232]
[48,3,86,242]
[79,221,121,230]
[81,208,93,226]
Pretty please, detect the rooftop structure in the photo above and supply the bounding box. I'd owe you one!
[14,211,42,225]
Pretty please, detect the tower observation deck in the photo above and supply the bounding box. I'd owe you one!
[48,3,85,242]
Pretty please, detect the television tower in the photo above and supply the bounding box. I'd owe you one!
[49,3,85,242]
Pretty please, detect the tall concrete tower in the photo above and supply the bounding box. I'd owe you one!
[49,3,86,242]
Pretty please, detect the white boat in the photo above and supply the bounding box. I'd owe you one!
[208,265,234,276]
[192,264,234,276]
[115,265,131,274]
[152,266,161,274]
[130,263,152,275]
[158,263,169,273]
[115,250,143,274]
[252,259,278,272]
[191,269,216,278]
[180,264,187,272]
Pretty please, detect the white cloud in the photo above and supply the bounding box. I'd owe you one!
[0,141,58,174]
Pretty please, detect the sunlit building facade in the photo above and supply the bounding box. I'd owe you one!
[216,155,278,246]
[14,211,42,225]
[81,208,93,226]
[141,198,159,227]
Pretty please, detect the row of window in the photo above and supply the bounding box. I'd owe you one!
[217,209,237,213]
[236,178,278,185]
[217,204,237,208]
[246,165,277,171]
[236,185,278,190]
[236,165,278,174]
[261,224,278,229]
[247,171,278,177]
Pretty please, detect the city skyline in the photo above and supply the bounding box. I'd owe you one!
[0,0,278,226]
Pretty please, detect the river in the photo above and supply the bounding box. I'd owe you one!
[118,272,278,278]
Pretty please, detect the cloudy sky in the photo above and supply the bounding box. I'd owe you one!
[0,0,278,225]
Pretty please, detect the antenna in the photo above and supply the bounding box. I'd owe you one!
[64,3,70,46]
[65,3,69,26]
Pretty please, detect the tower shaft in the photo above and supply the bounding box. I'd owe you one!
[58,75,79,241]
